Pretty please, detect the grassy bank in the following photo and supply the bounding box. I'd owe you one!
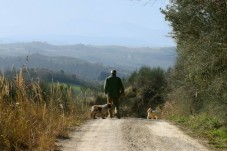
[166,114,227,149]
[0,70,88,150]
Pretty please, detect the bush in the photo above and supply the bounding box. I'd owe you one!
[125,66,167,117]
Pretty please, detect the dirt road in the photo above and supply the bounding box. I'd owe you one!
[57,118,211,151]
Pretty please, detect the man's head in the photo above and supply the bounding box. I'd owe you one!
[111,70,117,75]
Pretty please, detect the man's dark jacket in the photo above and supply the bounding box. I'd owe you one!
[104,74,124,98]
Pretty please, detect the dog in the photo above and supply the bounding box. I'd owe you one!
[147,108,159,119]
[90,103,112,119]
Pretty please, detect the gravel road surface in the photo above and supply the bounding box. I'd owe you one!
[57,118,211,151]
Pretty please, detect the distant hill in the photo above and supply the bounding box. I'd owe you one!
[0,42,176,80]
[0,54,116,80]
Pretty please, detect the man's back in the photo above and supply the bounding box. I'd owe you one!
[104,75,124,98]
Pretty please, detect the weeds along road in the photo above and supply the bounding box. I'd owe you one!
[57,118,211,151]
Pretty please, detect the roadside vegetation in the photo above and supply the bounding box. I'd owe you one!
[0,69,89,150]
[122,66,167,117]
[160,1,227,149]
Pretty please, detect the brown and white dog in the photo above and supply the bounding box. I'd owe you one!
[90,103,112,119]
[147,108,159,119]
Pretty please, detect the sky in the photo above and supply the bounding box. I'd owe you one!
[0,0,175,47]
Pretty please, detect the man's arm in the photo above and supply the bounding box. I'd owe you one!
[104,78,108,94]
[119,78,124,95]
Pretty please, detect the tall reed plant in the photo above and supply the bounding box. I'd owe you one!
[0,69,88,150]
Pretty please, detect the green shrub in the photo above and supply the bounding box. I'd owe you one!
[125,66,167,117]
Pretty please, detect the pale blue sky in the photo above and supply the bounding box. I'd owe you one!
[0,0,175,47]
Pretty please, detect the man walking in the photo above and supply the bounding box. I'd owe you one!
[104,70,124,119]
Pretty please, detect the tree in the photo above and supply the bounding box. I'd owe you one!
[161,1,227,120]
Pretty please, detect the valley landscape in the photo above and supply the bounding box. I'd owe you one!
[0,42,176,80]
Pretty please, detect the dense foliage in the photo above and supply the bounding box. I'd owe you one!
[161,0,227,148]
[162,0,226,119]
[124,66,167,117]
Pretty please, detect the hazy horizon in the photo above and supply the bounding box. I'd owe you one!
[0,0,175,47]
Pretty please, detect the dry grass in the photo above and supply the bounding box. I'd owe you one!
[0,69,88,150]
